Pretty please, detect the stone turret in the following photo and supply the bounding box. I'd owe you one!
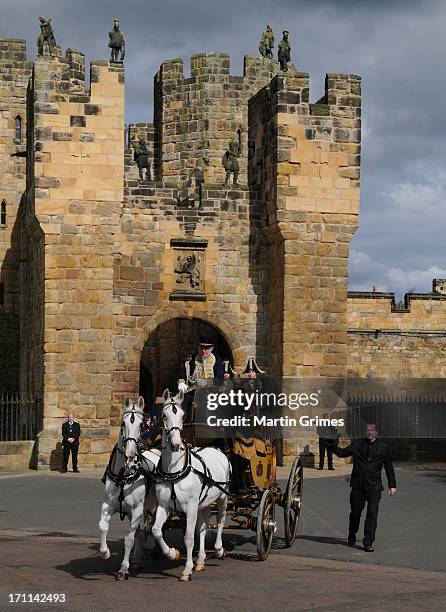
[153,53,286,184]
[250,70,361,379]
[24,50,125,467]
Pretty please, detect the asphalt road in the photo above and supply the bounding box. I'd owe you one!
[0,466,445,611]
[1,467,445,572]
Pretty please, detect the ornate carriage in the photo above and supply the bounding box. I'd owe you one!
[178,417,304,560]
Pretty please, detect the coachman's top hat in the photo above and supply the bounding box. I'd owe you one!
[198,335,214,347]
[243,357,266,374]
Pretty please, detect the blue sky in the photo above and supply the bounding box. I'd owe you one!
[3,0,446,296]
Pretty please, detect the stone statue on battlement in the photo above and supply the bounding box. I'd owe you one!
[278,30,291,71]
[222,139,241,188]
[108,18,125,62]
[259,25,274,58]
[132,136,151,181]
[37,17,57,57]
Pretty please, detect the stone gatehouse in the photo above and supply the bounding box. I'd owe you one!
[1,36,445,468]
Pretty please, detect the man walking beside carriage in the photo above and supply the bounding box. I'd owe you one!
[329,423,397,552]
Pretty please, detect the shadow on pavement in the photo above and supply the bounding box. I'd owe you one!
[55,540,182,581]
[416,471,446,484]
[296,535,351,547]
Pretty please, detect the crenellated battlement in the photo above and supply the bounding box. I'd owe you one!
[157,52,280,83]
[348,282,446,333]
[154,52,285,183]
[32,52,125,211]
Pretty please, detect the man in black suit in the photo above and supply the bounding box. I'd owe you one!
[61,413,81,473]
[317,418,339,471]
[331,423,397,551]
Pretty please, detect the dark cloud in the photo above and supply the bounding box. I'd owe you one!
[2,0,445,294]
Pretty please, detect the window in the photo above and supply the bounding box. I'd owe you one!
[0,201,6,226]
[15,116,22,143]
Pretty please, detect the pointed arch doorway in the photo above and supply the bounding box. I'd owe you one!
[139,317,233,408]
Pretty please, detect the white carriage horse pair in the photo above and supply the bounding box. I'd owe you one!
[99,389,231,581]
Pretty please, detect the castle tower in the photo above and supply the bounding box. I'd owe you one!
[22,50,125,467]
[153,53,280,183]
[250,72,361,380]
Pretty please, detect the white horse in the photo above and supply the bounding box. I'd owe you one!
[98,396,160,580]
[151,389,231,582]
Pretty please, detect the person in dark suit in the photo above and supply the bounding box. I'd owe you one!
[317,417,339,471]
[330,423,397,551]
[61,413,81,473]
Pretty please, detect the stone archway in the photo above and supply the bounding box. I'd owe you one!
[139,317,233,407]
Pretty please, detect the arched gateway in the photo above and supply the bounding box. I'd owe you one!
[139,318,232,407]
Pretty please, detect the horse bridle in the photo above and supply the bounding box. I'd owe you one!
[120,409,145,448]
[161,400,184,446]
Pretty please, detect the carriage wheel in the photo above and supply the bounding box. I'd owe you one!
[284,457,303,547]
[256,489,276,561]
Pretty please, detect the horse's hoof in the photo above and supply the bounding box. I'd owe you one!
[194,562,205,572]
[115,571,129,581]
[179,573,192,582]
[174,548,181,561]
[215,549,226,560]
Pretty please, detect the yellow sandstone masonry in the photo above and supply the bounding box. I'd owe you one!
[3,43,444,471]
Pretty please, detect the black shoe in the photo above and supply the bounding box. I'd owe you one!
[348,537,356,546]
[328,466,334,471]
[318,467,324,470]
[61,467,67,473]
[73,467,80,473]
[364,544,374,552]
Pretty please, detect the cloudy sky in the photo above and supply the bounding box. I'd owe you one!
[3,0,446,296]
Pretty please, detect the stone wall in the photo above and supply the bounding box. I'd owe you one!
[347,290,446,378]
[0,440,36,470]
[29,51,125,467]
[112,174,270,429]
[0,39,32,391]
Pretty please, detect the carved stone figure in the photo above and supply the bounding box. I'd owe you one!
[222,139,241,188]
[174,254,201,289]
[278,30,291,71]
[37,17,57,57]
[108,18,125,62]
[132,137,151,181]
[259,25,274,58]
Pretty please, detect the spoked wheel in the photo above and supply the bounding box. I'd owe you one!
[284,457,303,547]
[256,489,276,561]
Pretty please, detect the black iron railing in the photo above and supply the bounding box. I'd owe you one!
[0,393,42,441]
[345,391,446,439]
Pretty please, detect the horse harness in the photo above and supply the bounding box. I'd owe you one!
[154,443,230,515]
[102,408,148,521]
